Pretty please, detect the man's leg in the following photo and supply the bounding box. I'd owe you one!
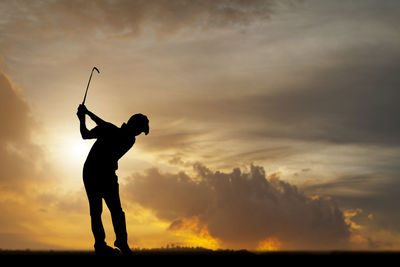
[83,168,120,255]
[103,179,131,254]
[86,189,106,247]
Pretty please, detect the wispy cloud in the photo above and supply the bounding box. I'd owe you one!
[0,0,277,46]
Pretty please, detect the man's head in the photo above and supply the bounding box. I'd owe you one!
[126,113,149,136]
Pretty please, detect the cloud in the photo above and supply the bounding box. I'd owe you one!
[0,0,277,46]
[0,70,47,188]
[303,171,400,236]
[123,163,350,250]
[0,70,33,143]
[150,40,400,147]
[139,129,206,153]
[0,69,64,249]
[1,0,400,250]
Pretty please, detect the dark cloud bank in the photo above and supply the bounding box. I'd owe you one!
[160,44,400,147]
[124,163,350,250]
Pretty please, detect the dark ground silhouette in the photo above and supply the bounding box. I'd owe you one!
[77,104,149,255]
[0,248,398,263]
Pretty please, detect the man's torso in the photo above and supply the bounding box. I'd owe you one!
[84,123,135,174]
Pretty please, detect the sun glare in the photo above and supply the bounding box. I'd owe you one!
[66,137,92,165]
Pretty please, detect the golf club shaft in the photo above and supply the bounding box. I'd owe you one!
[82,70,94,105]
[82,67,99,105]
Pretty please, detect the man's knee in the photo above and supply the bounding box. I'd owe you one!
[89,206,103,218]
[110,207,124,218]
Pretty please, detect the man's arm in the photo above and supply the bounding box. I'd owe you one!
[77,104,106,139]
[77,105,92,139]
[86,109,107,127]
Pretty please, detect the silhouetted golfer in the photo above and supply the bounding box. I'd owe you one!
[77,104,149,255]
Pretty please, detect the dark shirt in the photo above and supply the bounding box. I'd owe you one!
[84,122,135,172]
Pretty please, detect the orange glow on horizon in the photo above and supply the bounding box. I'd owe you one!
[257,237,282,251]
[168,217,220,250]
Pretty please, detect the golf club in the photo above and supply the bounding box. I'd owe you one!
[82,66,100,105]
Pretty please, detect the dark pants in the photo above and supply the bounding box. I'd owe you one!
[83,167,128,247]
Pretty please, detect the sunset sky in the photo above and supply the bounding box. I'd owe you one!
[1,0,400,251]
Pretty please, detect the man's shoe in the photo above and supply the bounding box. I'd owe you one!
[114,241,132,255]
[94,243,120,255]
